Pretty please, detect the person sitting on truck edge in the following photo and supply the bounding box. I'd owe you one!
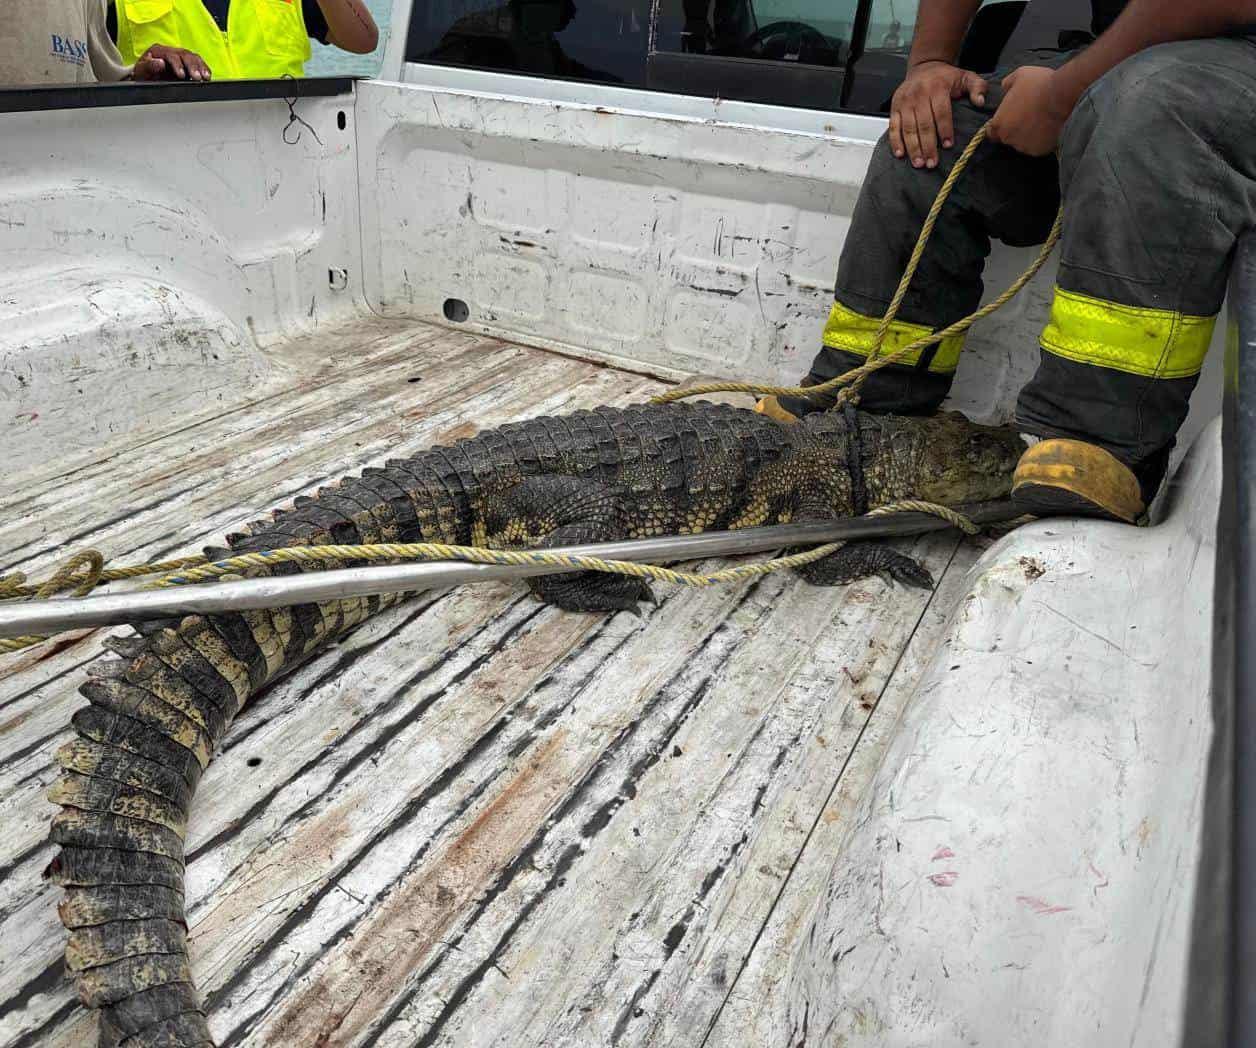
[756,0,1256,524]
[109,0,379,81]
[3,0,209,84]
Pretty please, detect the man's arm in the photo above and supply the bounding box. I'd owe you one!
[989,0,1256,155]
[906,0,981,67]
[888,0,985,169]
[315,0,380,54]
[87,0,211,81]
[86,0,133,83]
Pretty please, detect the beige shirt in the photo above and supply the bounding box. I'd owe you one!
[0,0,131,85]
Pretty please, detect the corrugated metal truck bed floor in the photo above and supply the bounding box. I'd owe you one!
[0,318,981,1047]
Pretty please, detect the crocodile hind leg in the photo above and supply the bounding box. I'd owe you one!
[488,476,654,613]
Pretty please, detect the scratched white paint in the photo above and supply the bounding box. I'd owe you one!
[0,94,362,473]
[357,71,1223,453]
[728,422,1221,1048]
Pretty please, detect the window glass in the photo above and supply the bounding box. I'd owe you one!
[652,0,862,67]
[406,0,649,85]
[403,0,1089,116]
[863,0,915,55]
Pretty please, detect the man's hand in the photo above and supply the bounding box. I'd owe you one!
[986,66,1074,156]
[133,45,212,82]
[889,60,988,169]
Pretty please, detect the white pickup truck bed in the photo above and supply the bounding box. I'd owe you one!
[1,316,978,1045]
[0,75,1218,1047]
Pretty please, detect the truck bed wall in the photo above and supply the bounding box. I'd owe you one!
[1,91,363,474]
[356,70,1226,455]
[357,75,1064,416]
[1,78,1224,477]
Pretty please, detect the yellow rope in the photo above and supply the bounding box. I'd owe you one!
[0,499,981,654]
[140,540,840,589]
[865,499,981,535]
[652,124,1064,409]
[0,553,208,599]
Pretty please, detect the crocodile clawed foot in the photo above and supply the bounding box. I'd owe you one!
[795,541,934,590]
[530,572,656,614]
[882,555,934,590]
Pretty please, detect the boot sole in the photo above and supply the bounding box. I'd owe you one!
[1011,481,1130,523]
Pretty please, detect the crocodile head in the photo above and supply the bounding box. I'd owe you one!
[905,411,1025,505]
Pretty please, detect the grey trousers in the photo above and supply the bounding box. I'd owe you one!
[785,37,1256,493]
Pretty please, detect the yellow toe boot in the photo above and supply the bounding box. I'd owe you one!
[754,396,800,423]
[1011,438,1145,523]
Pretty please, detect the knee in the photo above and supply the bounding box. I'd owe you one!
[1061,44,1199,168]
[865,132,920,199]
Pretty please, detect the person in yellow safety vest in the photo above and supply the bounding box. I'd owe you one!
[111,0,378,80]
[758,0,1256,524]
[2,0,209,84]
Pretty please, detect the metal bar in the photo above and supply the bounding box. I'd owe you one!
[0,501,1020,639]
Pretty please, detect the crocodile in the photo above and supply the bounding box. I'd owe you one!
[40,401,1022,1046]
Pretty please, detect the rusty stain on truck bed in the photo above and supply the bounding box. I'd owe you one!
[266,730,571,1047]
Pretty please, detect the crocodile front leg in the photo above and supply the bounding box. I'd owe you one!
[796,541,934,589]
[789,486,934,590]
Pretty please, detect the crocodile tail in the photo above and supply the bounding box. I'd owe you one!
[46,593,416,1045]
[46,624,221,1047]
[42,463,448,1045]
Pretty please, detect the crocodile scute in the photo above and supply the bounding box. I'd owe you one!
[41,401,1023,1046]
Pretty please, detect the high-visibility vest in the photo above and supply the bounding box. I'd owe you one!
[114,0,311,80]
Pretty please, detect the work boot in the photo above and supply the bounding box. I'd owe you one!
[755,396,800,423]
[1011,438,1144,523]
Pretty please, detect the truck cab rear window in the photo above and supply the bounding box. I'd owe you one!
[406,0,650,86]
[404,0,922,109]
[403,0,1090,116]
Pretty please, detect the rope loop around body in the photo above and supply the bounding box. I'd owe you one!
[0,554,209,600]
[651,123,1064,409]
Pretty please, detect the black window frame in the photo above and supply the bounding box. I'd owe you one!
[403,0,878,112]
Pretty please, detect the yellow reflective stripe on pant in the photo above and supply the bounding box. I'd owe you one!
[820,300,965,375]
[1041,287,1215,379]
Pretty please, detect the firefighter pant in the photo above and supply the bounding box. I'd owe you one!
[783,37,1256,494]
